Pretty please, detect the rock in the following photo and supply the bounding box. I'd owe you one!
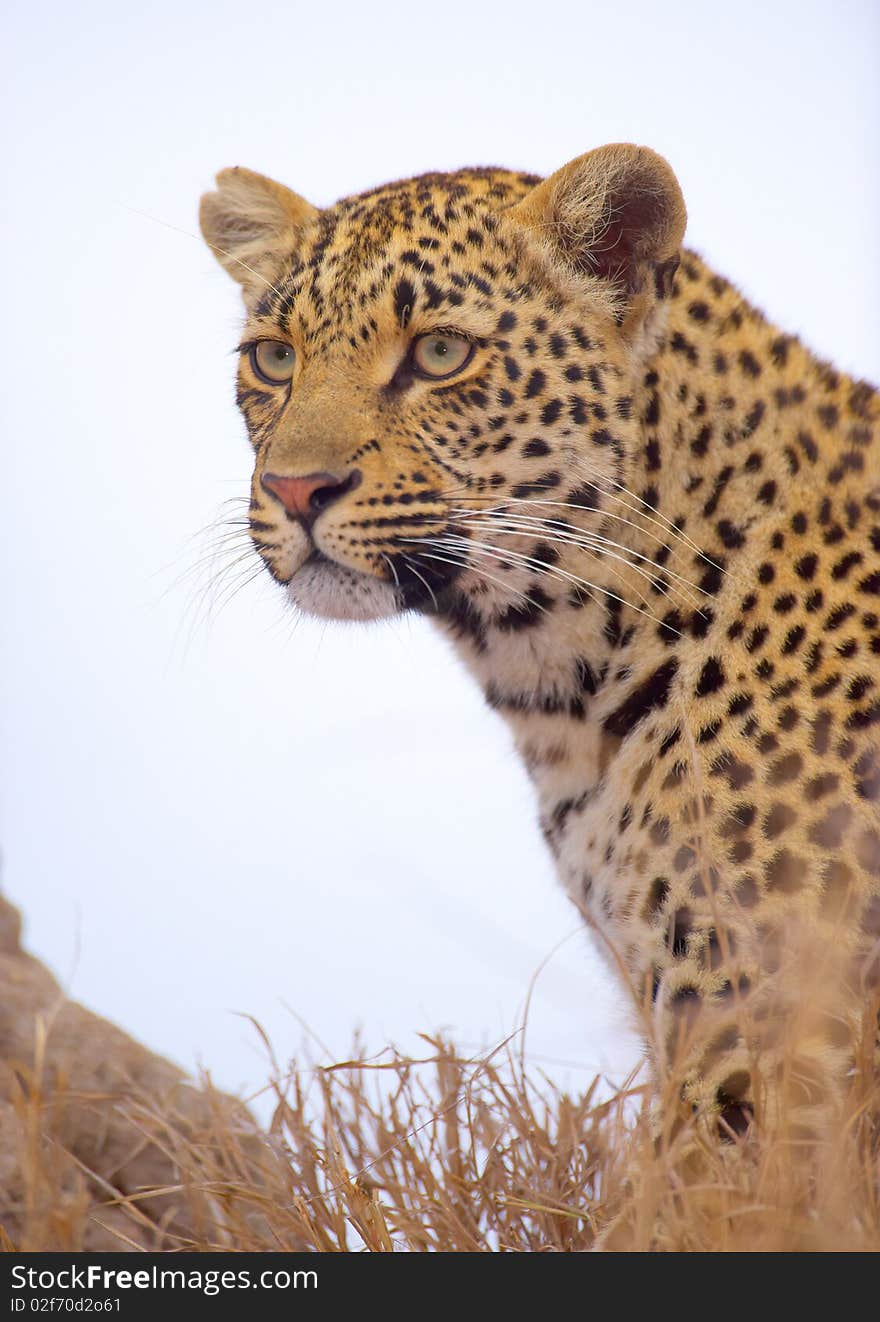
[0,894,265,1250]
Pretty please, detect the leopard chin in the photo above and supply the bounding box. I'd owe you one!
[286,558,401,622]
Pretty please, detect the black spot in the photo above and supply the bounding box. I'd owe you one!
[738,349,762,378]
[795,553,818,581]
[797,430,819,463]
[494,585,554,632]
[645,876,669,921]
[532,541,560,568]
[825,602,856,630]
[702,466,734,518]
[445,593,487,652]
[717,519,746,547]
[670,907,693,957]
[670,331,698,363]
[770,336,791,367]
[781,625,805,655]
[568,482,601,510]
[696,657,725,697]
[603,660,679,739]
[393,278,415,328]
[422,278,445,309]
[847,700,880,732]
[523,438,551,458]
[691,424,712,457]
[659,726,681,756]
[603,596,623,647]
[658,610,683,642]
[569,397,588,425]
[512,473,561,499]
[524,369,546,398]
[587,365,605,394]
[698,558,726,596]
[575,657,599,695]
[743,401,765,435]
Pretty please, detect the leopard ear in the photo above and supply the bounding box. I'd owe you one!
[509,144,686,340]
[199,166,318,303]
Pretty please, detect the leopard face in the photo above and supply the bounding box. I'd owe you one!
[200,150,683,625]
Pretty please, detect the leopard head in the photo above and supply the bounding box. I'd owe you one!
[199,146,686,622]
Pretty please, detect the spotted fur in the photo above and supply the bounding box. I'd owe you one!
[200,146,879,1134]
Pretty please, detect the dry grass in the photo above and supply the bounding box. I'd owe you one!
[6,989,880,1253]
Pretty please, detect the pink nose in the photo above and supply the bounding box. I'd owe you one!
[261,470,360,525]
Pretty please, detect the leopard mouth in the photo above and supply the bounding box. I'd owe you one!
[381,549,466,613]
[285,547,465,621]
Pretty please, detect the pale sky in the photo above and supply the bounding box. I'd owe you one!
[2,0,878,1114]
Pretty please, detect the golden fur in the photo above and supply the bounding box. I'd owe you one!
[200,145,880,1137]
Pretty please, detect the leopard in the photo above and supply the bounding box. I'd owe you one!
[199,144,879,1141]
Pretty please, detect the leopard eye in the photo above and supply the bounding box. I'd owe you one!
[250,340,296,384]
[411,332,473,380]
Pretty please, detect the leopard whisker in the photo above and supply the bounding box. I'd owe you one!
[394,552,440,612]
[158,534,257,605]
[415,549,540,609]
[453,494,693,572]
[160,531,257,600]
[444,526,656,611]
[449,535,683,635]
[567,459,711,560]
[441,455,711,562]
[380,552,402,593]
[169,547,264,663]
[434,532,656,616]
[182,532,264,620]
[450,513,705,609]
[204,558,267,621]
[448,487,704,572]
[442,513,674,606]
[382,549,433,610]
[410,532,677,629]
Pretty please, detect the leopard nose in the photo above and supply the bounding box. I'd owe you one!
[261,469,361,526]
